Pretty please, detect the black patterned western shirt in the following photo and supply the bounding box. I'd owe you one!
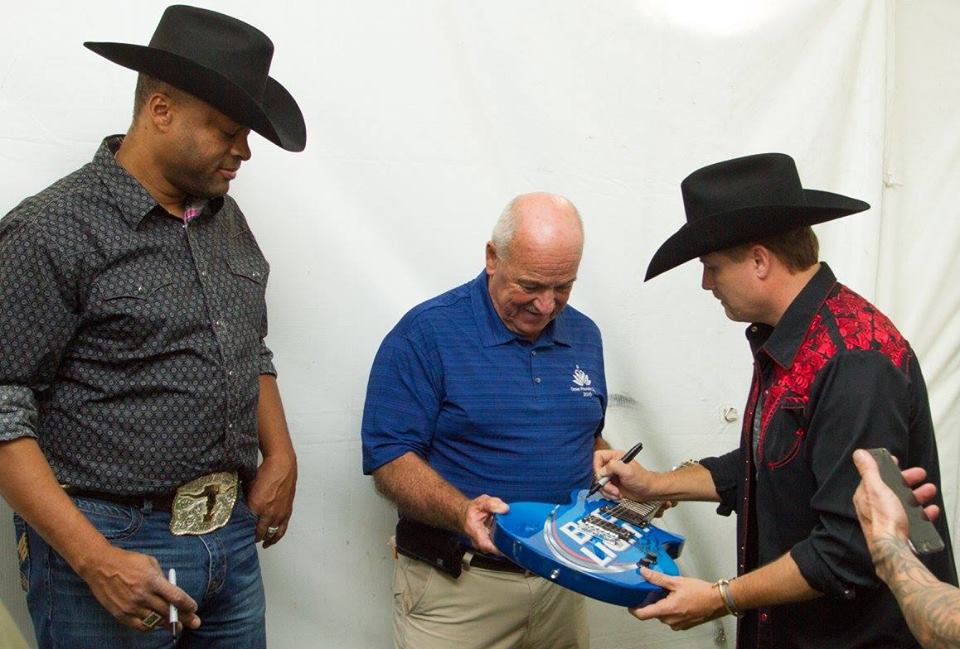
[0,136,275,494]
[700,264,955,648]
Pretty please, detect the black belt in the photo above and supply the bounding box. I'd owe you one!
[64,487,177,512]
[395,516,526,577]
[466,553,527,574]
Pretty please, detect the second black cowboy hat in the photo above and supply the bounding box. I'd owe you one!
[645,153,869,280]
[84,4,306,152]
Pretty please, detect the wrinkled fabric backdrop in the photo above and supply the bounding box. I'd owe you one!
[1,1,957,647]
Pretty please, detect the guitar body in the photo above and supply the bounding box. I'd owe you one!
[493,489,684,607]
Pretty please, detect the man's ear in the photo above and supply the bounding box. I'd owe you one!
[485,241,499,276]
[752,245,773,280]
[144,92,176,132]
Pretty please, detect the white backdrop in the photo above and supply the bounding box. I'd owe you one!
[1,1,957,648]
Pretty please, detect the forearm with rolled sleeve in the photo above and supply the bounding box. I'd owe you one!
[700,448,741,516]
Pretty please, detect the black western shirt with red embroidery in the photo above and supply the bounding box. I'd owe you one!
[701,263,956,649]
[0,137,275,495]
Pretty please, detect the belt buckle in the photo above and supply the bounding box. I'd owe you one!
[170,471,238,536]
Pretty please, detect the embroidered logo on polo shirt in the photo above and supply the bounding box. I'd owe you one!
[571,365,596,397]
[572,366,591,387]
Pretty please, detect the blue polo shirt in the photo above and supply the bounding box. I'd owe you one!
[361,271,606,504]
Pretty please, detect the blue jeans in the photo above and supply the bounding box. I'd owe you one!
[14,496,266,649]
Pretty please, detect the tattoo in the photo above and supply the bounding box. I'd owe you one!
[874,535,960,648]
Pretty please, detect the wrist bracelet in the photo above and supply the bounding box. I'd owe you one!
[715,578,744,617]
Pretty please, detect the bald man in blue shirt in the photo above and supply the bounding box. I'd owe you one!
[362,193,608,649]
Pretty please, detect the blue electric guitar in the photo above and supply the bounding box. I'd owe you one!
[493,489,685,607]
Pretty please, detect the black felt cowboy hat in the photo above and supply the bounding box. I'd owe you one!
[645,153,869,280]
[84,4,306,152]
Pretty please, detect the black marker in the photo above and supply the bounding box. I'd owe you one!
[589,441,643,496]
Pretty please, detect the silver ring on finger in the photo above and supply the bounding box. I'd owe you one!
[265,525,281,537]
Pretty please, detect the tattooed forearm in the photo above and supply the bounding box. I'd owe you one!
[873,535,960,649]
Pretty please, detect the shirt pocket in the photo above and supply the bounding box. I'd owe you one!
[761,396,807,470]
[225,253,269,340]
[223,251,270,350]
[226,254,268,288]
[85,272,175,354]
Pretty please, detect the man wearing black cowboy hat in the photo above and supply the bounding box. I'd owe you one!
[0,5,304,647]
[594,153,956,648]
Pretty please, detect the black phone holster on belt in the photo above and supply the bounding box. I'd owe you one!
[395,517,465,578]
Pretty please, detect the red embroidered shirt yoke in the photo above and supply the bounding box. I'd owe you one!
[701,263,956,649]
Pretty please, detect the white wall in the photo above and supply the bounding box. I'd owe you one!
[0,2,956,647]
[878,0,960,531]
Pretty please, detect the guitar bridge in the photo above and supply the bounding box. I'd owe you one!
[579,513,637,542]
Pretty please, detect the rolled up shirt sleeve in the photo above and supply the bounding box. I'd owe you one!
[258,339,277,377]
[700,448,742,516]
[0,214,79,442]
[0,386,40,443]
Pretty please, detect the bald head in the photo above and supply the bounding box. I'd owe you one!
[485,193,585,341]
[491,192,584,262]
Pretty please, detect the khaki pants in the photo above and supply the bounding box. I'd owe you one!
[393,554,589,649]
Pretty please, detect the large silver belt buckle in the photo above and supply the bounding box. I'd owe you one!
[170,471,238,536]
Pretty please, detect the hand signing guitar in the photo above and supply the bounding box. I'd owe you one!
[593,448,659,502]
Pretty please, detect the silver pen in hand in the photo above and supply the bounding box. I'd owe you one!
[589,441,644,496]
